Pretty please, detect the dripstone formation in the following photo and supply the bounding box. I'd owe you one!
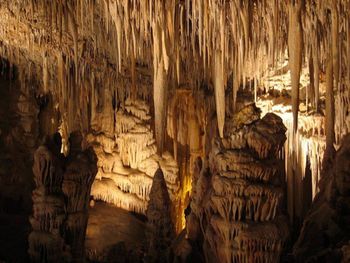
[90,98,180,216]
[146,168,175,263]
[62,133,97,262]
[1,0,350,262]
[184,104,289,263]
[29,134,97,263]
[293,134,350,262]
[28,136,69,262]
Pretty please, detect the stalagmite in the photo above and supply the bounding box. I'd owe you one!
[145,168,175,263]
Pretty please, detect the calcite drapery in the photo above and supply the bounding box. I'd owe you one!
[186,104,289,263]
[90,99,180,225]
[28,137,70,262]
[62,133,97,262]
[29,133,98,263]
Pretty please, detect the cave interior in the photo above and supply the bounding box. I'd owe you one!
[0,0,350,263]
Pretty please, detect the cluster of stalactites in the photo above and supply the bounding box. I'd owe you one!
[291,0,350,141]
[8,0,350,155]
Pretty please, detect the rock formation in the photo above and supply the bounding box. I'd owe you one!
[293,134,350,262]
[182,104,289,263]
[0,0,350,262]
[29,132,99,263]
[62,132,97,262]
[28,136,70,262]
[90,99,180,224]
[146,168,175,263]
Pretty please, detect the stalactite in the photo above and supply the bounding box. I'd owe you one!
[308,53,315,110]
[312,42,320,111]
[67,3,79,84]
[43,52,49,93]
[325,52,335,156]
[214,49,225,138]
[331,2,340,91]
[153,20,167,154]
[288,1,303,133]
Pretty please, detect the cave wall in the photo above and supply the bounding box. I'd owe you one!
[0,61,38,213]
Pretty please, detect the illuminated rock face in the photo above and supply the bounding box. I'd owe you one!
[1,0,350,261]
[256,67,327,222]
[293,135,350,262]
[90,99,180,218]
[186,105,289,263]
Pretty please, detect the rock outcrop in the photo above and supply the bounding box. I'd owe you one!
[183,104,289,263]
[29,133,99,263]
[146,168,175,263]
[62,132,97,262]
[293,134,350,262]
[28,136,70,262]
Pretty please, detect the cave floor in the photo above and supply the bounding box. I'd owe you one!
[0,213,30,262]
[86,201,146,263]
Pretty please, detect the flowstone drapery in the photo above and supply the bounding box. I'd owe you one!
[62,133,97,262]
[28,137,70,262]
[29,133,98,263]
[184,104,289,263]
[90,99,180,223]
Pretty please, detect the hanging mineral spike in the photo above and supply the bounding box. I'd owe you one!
[214,49,226,138]
[288,0,303,134]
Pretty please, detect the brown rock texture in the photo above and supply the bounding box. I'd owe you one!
[28,137,70,262]
[293,134,350,262]
[188,104,289,263]
[146,168,175,263]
